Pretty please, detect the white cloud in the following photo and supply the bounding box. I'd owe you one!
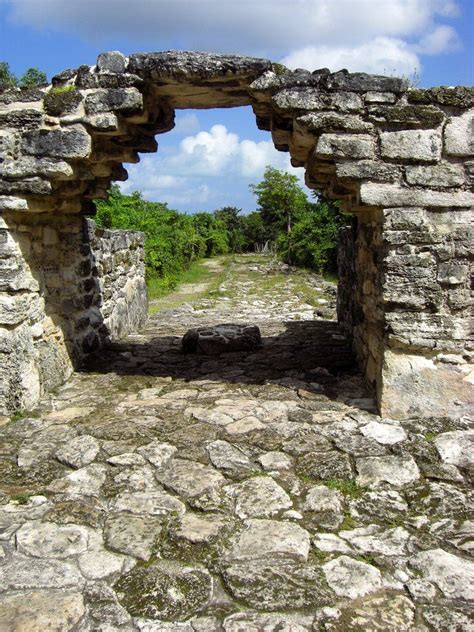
[5,0,461,58]
[4,0,464,89]
[155,124,294,179]
[280,37,421,77]
[120,123,304,210]
[415,25,461,55]
[172,112,200,136]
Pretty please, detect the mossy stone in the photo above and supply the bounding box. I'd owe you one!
[113,560,212,620]
[44,88,83,116]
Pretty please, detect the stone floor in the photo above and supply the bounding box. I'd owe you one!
[0,255,473,631]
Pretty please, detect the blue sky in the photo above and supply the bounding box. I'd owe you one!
[1,0,473,212]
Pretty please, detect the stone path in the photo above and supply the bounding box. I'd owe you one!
[0,255,473,631]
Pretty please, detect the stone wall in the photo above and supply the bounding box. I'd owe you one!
[0,213,146,414]
[85,219,147,342]
[0,50,472,417]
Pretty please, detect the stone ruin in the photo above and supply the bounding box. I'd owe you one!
[0,50,472,419]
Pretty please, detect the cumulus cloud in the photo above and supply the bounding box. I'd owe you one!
[172,112,200,136]
[152,124,294,179]
[280,37,421,77]
[4,0,462,67]
[415,25,461,55]
[120,123,303,210]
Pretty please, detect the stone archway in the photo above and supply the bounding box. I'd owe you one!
[0,50,472,418]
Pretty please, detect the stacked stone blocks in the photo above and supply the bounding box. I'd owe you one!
[0,50,472,417]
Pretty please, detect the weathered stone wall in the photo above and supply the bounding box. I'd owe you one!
[0,212,146,414]
[0,50,472,417]
[85,219,147,342]
[337,213,385,395]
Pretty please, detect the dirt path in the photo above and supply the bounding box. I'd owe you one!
[0,255,472,630]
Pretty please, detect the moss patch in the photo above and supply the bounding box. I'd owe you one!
[44,86,82,116]
[113,560,212,620]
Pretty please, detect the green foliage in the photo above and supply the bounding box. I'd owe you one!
[95,186,233,291]
[19,67,47,88]
[324,479,364,499]
[0,62,18,89]
[241,211,267,249]
[214,206,247,252]
[290,199,348,273]
[249,166,349,271]
[48,85,76,95]
[272,62,290,75]
[96,186,207,285]
[0,62,48,90]
[95,164,349,297]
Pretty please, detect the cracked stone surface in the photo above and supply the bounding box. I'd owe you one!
[0,255,472,629]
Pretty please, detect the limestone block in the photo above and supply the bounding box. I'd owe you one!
[444,111,474,156]
[0,322,41,413]
[325,71,407,93]
[96,51,127,74]
[380,129,442,162]
[336,160,400,182]
[360,183,474,207]
[295,112,372,133]
[226,519,310,562]
[385,312,467,351]
[0,108,43,130]
[379,350,473,419]
[22,125,92,159]
[323,556,382,599]
[329,92,363,112]
[437,262,469,285]
[364,91,397,103]
[43,89,83,117]
[405,163,465,187]
[368,104,444,127]
[315,134,375,160]
[0,177,51,196]
[84,113,122,133]
[84,88,143,115]
[0,293,34,325]
[0,196,28,211]
[0,156,73,179]
[0,591,85,632]
[411,549,474,601]
[272,88,363,114]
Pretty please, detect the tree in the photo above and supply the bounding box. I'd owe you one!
[249,166,308,264]
[0,63,48,90]
[242,211,267,251]
[213,206,246,252]
[0,62,18,89]
[19,67,47,88]
[290,198,348,273]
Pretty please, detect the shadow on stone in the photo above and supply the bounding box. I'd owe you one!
[82,319,371,409]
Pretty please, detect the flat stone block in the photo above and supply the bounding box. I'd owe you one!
[360,182,474,207]
[380,129,442,162]
[405,163,466,187]
[444,111,474,156]
[22,125,92,159]
[182,323,262,355]
[315,133,375,159]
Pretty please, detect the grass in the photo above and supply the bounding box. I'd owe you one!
[10,491,42,504]
[8,409,39,423]
[148,257,230,314]
[339,510,357,531]
[325,479,364,499]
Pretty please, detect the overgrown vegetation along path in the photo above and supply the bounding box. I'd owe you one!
[0,255,472,631]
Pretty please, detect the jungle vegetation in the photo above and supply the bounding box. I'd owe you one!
[94,166,349,294]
